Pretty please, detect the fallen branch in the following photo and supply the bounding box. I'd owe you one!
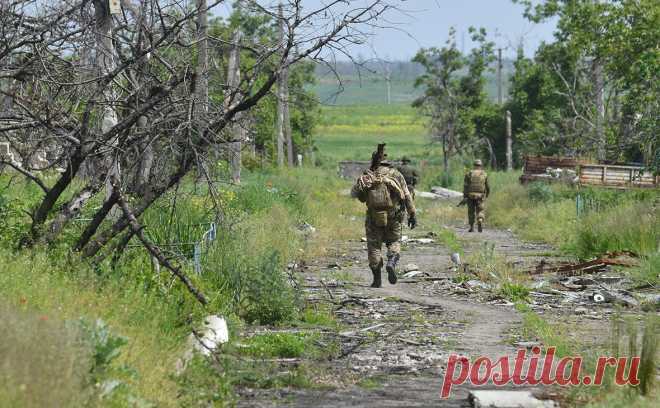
[114,179,208,306]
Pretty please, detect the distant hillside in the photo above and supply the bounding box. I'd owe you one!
[311,60,514,106]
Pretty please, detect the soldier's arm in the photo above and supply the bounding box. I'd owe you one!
[485,175,491,197]
[412,168,420,185]
[395,171,416,215]
[463,173,470,196]
[350,182,367,203]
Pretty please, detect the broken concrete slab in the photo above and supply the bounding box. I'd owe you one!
[408,238,434,244]
[430,186,463,199]
[403,263,419,273]
[469,390,557,408]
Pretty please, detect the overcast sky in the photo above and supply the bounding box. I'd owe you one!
[212,0,558,61]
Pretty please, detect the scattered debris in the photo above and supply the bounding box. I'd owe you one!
[402,270,429,278]
[529,252,638,276]
[403,263,419,273]
[298,222,317,234]
[463,280,492,291]
[407,238,435,245]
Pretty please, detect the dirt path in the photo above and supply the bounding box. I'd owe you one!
[239,223,558,407]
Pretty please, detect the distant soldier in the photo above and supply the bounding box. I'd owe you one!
[396,156,420,199]
[463,159,490,232]
[351,144,417,288]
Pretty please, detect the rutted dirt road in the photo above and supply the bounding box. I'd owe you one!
[239,224,560,407]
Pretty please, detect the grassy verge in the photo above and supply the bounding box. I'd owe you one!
[517,304,658,407]
[0,167,359,405]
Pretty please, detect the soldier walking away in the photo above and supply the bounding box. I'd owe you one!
[396,156,420,200]
[463,159,490,232]
[351,144,417,288]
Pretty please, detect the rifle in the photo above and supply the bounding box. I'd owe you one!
[370,143,387,171]
[457,197,467,207]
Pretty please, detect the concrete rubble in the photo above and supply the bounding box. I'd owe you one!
[469,390,557,408]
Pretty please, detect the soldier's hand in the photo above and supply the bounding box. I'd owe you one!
[408,213,417,229]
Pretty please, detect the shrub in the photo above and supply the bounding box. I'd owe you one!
[527,182,554,202]
[499,282,530,303]
[242,251,299,325]
[242,333,309,358]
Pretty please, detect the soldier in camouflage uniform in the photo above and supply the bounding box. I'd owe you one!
[463,159,490,232]
[351,145,417,288]
[396,156,420,200]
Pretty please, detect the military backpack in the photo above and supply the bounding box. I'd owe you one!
[466,170,487,199]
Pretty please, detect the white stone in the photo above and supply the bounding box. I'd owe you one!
[192,315,229,356]
[469,390,557,408]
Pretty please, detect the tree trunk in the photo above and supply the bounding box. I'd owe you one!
[225,30,243,183]
[592,58,606,162]
[275,3,287,167]
[93,0,119,204]
[506,110,512,171]
[195,0,209,124]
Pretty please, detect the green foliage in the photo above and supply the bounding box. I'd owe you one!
[79,319,129,382]
[509,0,659,165]
[241,333,310,358]
[498,282,530,303]
[572,202,659,259]
[242,251,299,325]
[209,7,320,162]
[527,182,555,202]
[175,356,235,407]
[412,27,498,168]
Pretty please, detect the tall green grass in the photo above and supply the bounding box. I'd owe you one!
[488,181,659,258]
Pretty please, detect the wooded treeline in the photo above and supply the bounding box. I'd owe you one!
[413,0,658,174]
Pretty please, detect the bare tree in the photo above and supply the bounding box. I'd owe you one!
[0,0,405,303]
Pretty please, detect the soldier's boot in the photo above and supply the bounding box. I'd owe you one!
[386,253,400,284]
[468,224,474,232]
[370,260,383,288]
[477,221,483,233]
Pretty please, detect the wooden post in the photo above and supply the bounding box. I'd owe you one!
[506,110,512,171]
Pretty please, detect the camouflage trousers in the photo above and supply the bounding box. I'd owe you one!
[365,210,403,269]
[467,197,485,226]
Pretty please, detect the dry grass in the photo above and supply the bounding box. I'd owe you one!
[0,250,184,406]
[0,304,93,408]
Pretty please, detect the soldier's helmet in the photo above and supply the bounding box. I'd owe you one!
[474,159,483,167]
[401,156,411,164]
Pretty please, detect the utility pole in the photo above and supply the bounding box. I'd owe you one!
[506,110,512,171]
[384,62,391,105]
[497,48,503,104]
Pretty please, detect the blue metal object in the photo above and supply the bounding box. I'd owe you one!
[193,242,202,275]
[576,192,583,218]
